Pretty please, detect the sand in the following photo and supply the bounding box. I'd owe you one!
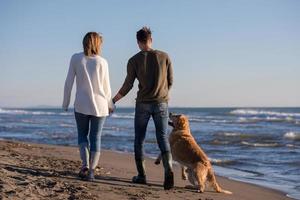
[0,140,292,200]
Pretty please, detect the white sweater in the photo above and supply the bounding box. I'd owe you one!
[62,52,113,117]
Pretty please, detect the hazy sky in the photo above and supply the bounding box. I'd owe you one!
[0,0,299,108]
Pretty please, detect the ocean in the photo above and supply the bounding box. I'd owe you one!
[0,107,299,199]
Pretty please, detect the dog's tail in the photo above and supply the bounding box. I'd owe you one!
[219,189,233,195]
[208,168,233,195]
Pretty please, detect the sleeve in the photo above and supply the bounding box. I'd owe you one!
[118,59,136,96]
[102,60,113,109]
[167,55,173,90]
[62,55,76,110]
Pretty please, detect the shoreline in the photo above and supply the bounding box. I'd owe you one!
[0,139,294,200]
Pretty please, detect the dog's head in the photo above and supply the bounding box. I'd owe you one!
[169,113,190,130]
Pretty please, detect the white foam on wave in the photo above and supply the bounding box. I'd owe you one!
[0,108,55,115]
[223,132,241,136]
[189,118,207,123]
[0,108,29,114]
[284,132,300,141]
[241,141,279,147]
[110,113,134,119]
[209,158,236,165]
[189,115,232,123]
[217,132,254,139]
[59,112,72,116]
[230,109,300,117]
[59,123,74,128]
[237,116,299,124]
[237,117,262,123]
[286,144,300,148]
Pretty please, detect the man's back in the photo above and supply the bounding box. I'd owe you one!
[119,49,173,103]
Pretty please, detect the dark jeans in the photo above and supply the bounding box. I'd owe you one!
[134,102,170,161]
[74,112,106,152]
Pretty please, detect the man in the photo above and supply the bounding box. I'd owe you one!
[112,27,174,190]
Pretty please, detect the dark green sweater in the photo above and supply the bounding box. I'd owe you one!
[118,49,173,103]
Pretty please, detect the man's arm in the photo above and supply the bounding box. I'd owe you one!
[112,93,123,104]
[167,55,173,90]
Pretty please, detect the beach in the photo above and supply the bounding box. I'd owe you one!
[1,107,300,198]
[0,140,292,200]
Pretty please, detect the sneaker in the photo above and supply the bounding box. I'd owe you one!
[78,167,89,179]
[132,175,147,184]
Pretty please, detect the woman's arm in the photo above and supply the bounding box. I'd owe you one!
[62,55,75,111]
[102,59,114,112]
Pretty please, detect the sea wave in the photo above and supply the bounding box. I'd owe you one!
[110,113,134,119]
[58,112,72,116]
[59,123,74,128]
[188,114,234,123]
[284,132,300,141]
[0,108,55,115]
[210,140,230,145]
[241,141,280,147]
[286,144,300,148]
[216,132,255,139]
[188,118,207,123]
[230,109,300,118]
[237,116,298,124]
[209,158,238,166]
[221,132,241,136]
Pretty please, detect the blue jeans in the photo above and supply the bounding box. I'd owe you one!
[134,102,170,161]
[74,112,106,152]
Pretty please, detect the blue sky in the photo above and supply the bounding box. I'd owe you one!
[0,0,299,107]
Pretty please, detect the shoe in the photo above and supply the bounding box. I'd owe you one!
[132,175,147,184]
[164,171,174,190]
[79,143,90,169]
[88,169,95,181]
[162,152,174,190]
[78,166,89,179]
[88,151,100,181]
[132,159,147,184]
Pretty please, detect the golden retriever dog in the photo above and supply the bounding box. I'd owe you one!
[155,113,232,194]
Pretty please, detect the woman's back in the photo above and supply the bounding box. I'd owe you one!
[63,52,111,116]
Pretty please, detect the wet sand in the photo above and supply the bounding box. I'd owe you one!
[0,140,292,200]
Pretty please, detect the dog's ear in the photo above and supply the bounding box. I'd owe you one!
[177,115,189,130]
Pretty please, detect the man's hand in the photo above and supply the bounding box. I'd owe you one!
[112,93,123,104]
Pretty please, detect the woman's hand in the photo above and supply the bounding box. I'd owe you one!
[108,100,116,114]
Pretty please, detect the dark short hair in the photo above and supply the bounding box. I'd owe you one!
[136,27,152,43]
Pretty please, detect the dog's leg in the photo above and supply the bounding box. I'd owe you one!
[154,153,162,165]
[194,164,208,193]
[207,167,232,194]
[207,168,221,192]
[181,166,187,180]
[186,168,197,188]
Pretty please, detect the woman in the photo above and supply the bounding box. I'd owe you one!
[62,32,113,181]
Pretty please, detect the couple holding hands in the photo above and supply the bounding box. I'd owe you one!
[62,27,174,190]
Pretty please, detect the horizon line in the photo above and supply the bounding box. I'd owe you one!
[1,105,300,109]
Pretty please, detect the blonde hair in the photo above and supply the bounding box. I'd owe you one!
[82,32,102,56]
